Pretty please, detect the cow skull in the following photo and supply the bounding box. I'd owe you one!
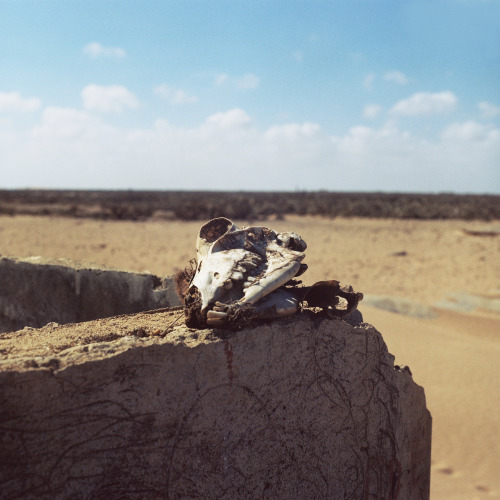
[184,217,307,327]
[182,217,363,328]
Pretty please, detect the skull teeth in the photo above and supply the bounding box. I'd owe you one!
[207,310,227,319]
[243,277,258,288]
[231,271,244,281]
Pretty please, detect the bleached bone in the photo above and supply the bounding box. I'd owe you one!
[182,217,363,328]
[185,217,307,327]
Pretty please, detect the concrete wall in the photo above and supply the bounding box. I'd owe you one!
[0,256,180,333]
[0,312,431,499]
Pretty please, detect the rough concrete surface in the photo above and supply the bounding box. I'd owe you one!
[0,312,431,500]
[0,256,180,333]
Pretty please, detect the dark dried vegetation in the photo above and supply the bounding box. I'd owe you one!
[1,189,499,221]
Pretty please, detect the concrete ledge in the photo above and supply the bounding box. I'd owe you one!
[0,313,431,499]
[0,256,180,332]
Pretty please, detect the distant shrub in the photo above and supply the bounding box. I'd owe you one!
[0,189,499,221]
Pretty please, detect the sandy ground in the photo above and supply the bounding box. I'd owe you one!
[1,214,499,499]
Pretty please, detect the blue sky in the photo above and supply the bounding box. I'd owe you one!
[1,0,499,192]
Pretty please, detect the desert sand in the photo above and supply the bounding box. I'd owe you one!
[1,214,499,499]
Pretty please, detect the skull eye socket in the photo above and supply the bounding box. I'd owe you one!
[199,217,234,243]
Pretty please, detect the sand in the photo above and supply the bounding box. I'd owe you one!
[1,214,499,499]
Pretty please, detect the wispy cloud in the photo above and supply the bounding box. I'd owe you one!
[154,84,198,105]
[391,91,457,116]
[214,73,228,86]
[0,91,41,112]
[236,73,260,89]
[81,84,139,113]
[83,42,126,59]
[384,70,410,85]
[363,73,376,91]
[214,73,260,90]
[363,104,383,119]
[292,50,304,62]
[478,101,500,119]
[364,71,409,90]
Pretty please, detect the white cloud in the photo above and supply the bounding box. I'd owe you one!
[292,51,304,62]
[329,121,499,192]
[478,101,500,119]
[83,42,126,59]
[81,84,139,113]
[0,91,41,112]
[363,104,382,119]
[384,70,410,85]
[154,84,198,105]
[441,120,499,142]
[265,122,320,141]
[363,73,376,91]
[391,91,457,116]
[332,125,412,158]
[205,108,252,129]
[31,107,111,139]
[2,107,499,193]
[236,73,260,89]
[263,123,327,180]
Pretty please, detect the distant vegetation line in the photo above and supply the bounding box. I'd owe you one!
[0,189,499,221]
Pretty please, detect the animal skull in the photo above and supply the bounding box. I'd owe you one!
[182,217,363,328]
[184,217,307,327]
